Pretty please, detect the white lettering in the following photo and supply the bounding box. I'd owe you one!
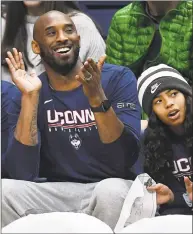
[47,109,96,125]
[177,158,190,172]
[73,110,85,123]
[117,103,124,108]
[188,157,192,165]
[172,161,179,174]
[64,111,74,124]
[47,110,61,123]
[85,109,95,122]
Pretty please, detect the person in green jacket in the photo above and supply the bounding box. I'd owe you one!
[106,1,193,86]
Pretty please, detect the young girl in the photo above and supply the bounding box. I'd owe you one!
[137,64,192,215]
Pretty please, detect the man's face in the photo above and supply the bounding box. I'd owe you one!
[152,89,186,127]
[36,14,80,75]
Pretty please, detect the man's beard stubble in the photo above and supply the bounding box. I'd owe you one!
[39,45,80,76]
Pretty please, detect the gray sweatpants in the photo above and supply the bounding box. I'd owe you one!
[2,178,132,229]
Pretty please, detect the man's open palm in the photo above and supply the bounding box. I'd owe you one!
[6,48,42,94]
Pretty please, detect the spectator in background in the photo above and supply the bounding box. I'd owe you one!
[1,1,106,82]
[137,64,192,215]
[1,78,18,178]
[2,11,140,228]
[106,1,193,85]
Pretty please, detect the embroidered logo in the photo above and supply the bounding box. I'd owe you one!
[69,133,82,150]
[151,83,161,94]
[44,99,53,104]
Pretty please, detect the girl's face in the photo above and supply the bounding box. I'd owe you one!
[152,89,186,127]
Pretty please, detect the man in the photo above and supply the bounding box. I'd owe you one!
[1,79,18,178]
[106,1,193,85]
[2,11,141,228]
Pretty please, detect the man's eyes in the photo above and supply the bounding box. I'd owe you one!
[47,31,56,36]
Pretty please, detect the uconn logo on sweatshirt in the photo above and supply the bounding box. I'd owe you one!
[167,156,192,179]
[46,109,96,131]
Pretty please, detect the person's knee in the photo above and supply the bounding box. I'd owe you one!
[2,179,29,202]
[94,178,132,203]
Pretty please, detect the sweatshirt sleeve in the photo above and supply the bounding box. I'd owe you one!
[71,13,106,62]
[104,67,141,167]
[4,90,41,181]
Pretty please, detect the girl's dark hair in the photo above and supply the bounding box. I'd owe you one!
[144,95,192,182]
[1,1,81,68]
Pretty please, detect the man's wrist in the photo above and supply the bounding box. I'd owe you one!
[22,92,40,101]
[88,94,107,107]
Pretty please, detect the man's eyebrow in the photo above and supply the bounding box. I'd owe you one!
[65,23,73,27]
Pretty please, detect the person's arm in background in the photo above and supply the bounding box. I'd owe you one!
[71,12,106,63]
[1,81,18,177]
[76,57,141,168]
[4,48,42,181]
[106,13,123,65]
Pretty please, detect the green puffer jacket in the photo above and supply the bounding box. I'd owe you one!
[106,1,193,85]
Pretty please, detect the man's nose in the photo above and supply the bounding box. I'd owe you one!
[57,31,68,42]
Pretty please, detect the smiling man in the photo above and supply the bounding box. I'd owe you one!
[2,11,141,229]
[33,12,81,76]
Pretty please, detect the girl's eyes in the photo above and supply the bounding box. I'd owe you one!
[171,91,178,97]
[154,91,179,105]
[154,99,162,105]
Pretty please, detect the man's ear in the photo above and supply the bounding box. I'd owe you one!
[32,40,40,54]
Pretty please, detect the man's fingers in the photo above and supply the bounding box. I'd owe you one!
[81,66,92,83]
[88,58,98,72]
[97,54,106,71]
[75,74,87,85]
[7,51,18,69]
[19,52,25,70]
[83,61,94,75]
[13,48,20,68]
[5,58,16,76]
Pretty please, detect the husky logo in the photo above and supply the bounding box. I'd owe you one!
[69,133,82,150]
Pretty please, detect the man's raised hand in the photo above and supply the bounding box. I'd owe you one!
[75,55,107,107]
[6,48,42,95]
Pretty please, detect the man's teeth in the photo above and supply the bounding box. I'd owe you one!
[55,47,70,53]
